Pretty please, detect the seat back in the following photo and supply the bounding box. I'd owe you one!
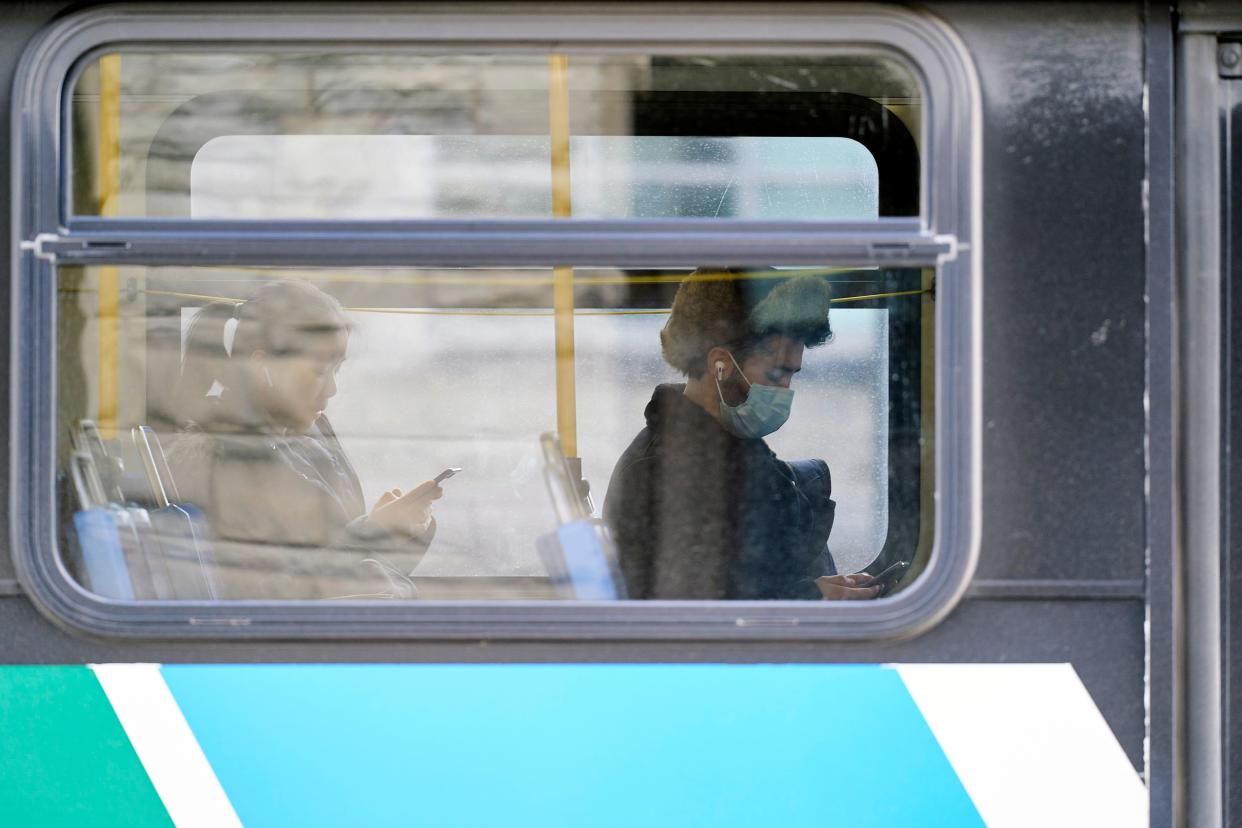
[68,451,135,600]
[535,432,625,600]
[131,425,219,599]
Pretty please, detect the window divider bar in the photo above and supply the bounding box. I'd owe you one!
[38,221,952,268]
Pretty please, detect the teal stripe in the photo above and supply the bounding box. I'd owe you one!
[0,666,173,828]
[164,663,983,828]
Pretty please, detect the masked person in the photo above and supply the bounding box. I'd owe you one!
[166,280,442,599]
[603,269,878,601]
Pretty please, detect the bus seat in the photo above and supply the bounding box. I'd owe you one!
[131,425,220,600]
[68,452,135,600]
[535,433,624,600]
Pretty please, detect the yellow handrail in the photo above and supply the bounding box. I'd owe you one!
[71,266,916,290]
[96,54,122,439]
[64,285,932,311]
[549,54,577,457]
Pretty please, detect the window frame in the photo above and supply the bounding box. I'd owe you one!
[11,2,981,640]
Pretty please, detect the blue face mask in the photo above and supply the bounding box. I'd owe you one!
[715,352,794,439]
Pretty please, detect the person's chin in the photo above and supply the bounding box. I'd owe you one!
[301,410,325,432]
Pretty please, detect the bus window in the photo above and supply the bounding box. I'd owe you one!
[190,134,880,221]
[56,264,930,601]
[16,5,978,635]
[69,52,918,220]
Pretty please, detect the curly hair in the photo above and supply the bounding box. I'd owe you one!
[660,268,834,377]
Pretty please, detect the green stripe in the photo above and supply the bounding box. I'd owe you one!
[0,666,173,828]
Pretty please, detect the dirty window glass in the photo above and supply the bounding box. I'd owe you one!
[58,46,929,604]
[188,135,880,220]
[57,265,931,601]
[69,52,920,219]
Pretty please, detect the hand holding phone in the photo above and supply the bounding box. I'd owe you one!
[434,467,463,484]
[815,573,883,600]
[854,560,911,592]
[369,477,447,537]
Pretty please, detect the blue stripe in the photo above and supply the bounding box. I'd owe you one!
[161,664,982,828]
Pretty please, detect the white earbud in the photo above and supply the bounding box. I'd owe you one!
[715,361,726,381]
[262,365,275,388]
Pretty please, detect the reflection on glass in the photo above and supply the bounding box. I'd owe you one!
[189,135,879,220]
[57,266,928,601]
[70,52,919,218]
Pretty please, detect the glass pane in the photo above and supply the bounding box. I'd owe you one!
[56,265,931,601]
[70,52,920,219]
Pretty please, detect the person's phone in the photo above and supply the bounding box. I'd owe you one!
[856,560,910,590]
[433,467,463,484]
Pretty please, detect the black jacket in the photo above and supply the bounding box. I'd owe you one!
[603,384,838,600]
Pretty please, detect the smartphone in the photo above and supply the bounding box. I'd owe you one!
[856,560,910,590]
[434,467,463,484]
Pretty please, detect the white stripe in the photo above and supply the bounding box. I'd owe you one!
[90,664,243,828]
[897,664,1147,828]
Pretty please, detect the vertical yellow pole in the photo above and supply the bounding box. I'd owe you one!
[97,54,122,438]
[549,54,577,457]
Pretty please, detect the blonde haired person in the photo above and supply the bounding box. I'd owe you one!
[167,280,441,599]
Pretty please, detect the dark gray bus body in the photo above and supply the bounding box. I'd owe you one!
[1,2,1237,825]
